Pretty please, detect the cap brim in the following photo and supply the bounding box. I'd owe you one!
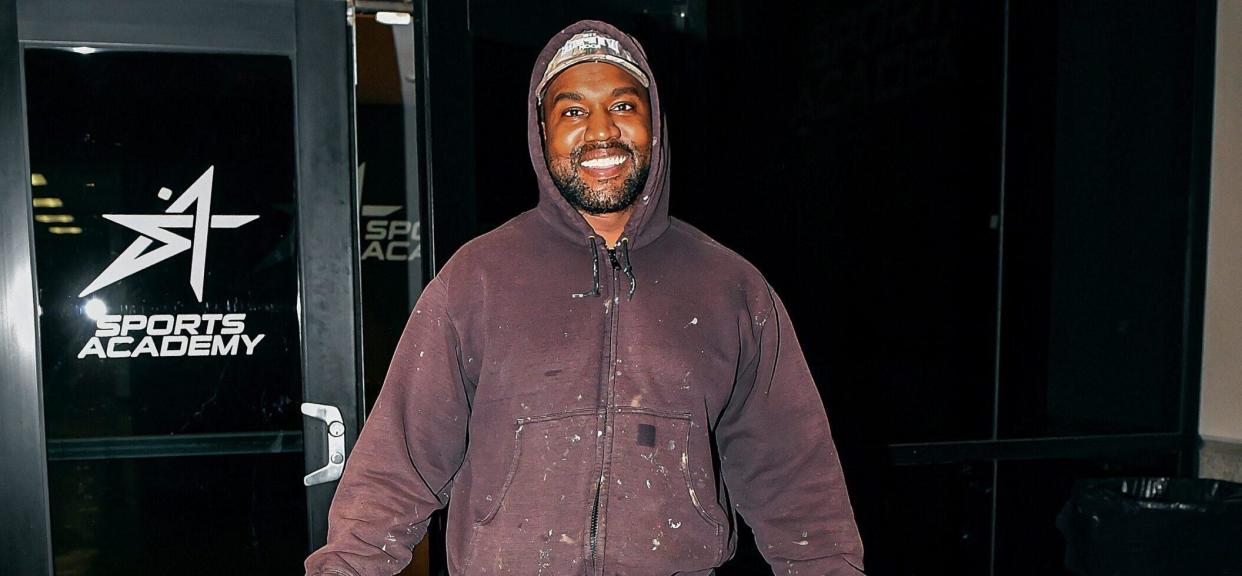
[536,56,650,103]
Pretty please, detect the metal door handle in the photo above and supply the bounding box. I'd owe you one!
[301,402,346,486]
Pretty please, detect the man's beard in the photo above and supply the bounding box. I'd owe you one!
[549,141,651,215]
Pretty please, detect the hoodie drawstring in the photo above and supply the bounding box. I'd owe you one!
[572,236,602,299]
[570,236,636,300]
[619,237,636,300]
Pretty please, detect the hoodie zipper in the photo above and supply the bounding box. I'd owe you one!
[589,245,623,572]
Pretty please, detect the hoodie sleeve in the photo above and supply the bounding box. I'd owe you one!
[305,276,471,576]
[715,285,865,575]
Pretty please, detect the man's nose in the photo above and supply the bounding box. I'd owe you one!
[585,107,621,142]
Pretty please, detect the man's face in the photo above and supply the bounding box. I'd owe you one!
[542,62,652,215]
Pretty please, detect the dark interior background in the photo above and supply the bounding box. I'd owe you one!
[417,0,1216,573]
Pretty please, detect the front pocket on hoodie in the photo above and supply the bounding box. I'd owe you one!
[463,409,599,575]
[602,407,726,570]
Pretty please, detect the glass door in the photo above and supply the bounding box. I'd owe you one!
[1,1,360,574]
[352,4,437,573]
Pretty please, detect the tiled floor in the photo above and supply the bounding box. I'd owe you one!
[1200,438,1242,483]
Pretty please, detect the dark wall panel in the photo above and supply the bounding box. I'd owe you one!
[693,0,1005,446]
[1001,0,1199,438]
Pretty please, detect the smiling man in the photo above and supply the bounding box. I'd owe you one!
[540,56,652,245]
[306,20,864,576]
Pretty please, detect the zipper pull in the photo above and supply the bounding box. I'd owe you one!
[607,248,621,270]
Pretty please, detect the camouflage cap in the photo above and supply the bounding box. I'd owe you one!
[536,29,650,104]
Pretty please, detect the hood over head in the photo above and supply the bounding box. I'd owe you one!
[528,19,671,252]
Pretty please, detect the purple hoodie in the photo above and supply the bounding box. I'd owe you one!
[305,19,864,576]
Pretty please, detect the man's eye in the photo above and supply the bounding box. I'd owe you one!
[612,102,635,112]
[563,108,585,117]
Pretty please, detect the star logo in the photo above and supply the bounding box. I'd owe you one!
[79,166,259,302]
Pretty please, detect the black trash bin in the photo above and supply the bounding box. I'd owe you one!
[1057,477,1242,576]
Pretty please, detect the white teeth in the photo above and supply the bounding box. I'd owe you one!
[581,155,626,169]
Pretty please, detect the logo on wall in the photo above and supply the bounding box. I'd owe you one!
[356,162,420,262]
[77,166,267,360]
[79,166,258,302]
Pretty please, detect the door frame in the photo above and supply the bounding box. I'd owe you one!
[0,0,51,573]
[0,0,361,572]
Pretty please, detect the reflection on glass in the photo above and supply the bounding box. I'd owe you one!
[355,14,426,413]
[355,12,430,575]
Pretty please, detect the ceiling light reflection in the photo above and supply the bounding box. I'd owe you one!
[376,11,412,25]
[84,298,108,321]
